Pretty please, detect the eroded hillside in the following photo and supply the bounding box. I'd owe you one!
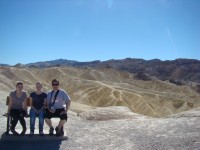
[0,66,199,117]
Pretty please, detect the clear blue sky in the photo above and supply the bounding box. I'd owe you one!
[0,0,200,65]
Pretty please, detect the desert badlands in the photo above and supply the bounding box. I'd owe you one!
[0,66,200,150]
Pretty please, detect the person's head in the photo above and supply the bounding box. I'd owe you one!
[52,79,59,90]
[36,82,42,91]
[16,81,23,91]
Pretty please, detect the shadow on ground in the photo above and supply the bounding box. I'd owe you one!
[0,133,68,150]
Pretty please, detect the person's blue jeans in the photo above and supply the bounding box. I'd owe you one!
[29,108,44,132]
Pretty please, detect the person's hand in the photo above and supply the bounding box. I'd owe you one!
[38,109,44,114]
[5,112,10,117]
[25,114,29,118]
[23,110,29,117]
[34,109,39,115]
[48,108,54,113]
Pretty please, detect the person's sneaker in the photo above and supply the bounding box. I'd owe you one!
[21,128,27,136]
[55,126,64,136]
[29,131,34,137]
[10,129,19,136]
[49,127,54,136]
[55,126,60,136]
[39,131,44,136]
[60,127,64,136]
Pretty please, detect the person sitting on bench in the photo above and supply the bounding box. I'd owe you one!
[7,81,27,135]
[45,79,71,136]
[29,82,47,136]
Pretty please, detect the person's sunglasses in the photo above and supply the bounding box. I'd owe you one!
[52,83,59,86]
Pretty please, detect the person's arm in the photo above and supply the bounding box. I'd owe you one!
[63,91,71,112]
[30,97,38,113]
[22,92,28,116]
[39,98,46,112]
[7,96,13,114]
[46,96,54,113]
[44,98,47,107]
[46,98,50,110]
[66,100,71,112]
[23,98,27,112]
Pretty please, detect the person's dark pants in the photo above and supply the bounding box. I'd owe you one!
[10,109,26,130]
[45,108,67,121]
[45,108,67,134]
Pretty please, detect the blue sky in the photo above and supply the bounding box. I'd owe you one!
[0,0,200,65]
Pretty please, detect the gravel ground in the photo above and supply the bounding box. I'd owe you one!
[0,92,200,150]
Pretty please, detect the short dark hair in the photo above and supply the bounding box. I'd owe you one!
[16,81,23,86]
[52,79,59,84]
[36,82,42,87]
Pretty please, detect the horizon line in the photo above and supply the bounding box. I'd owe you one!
[1,57,200,66]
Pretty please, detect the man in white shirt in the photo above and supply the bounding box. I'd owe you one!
[45,79,71,136]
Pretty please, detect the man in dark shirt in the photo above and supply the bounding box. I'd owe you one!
[29,82,47,136]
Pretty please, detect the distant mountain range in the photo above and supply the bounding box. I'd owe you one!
[1,58,200,84]
[0,64,10,67]
[26,59,101,68]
